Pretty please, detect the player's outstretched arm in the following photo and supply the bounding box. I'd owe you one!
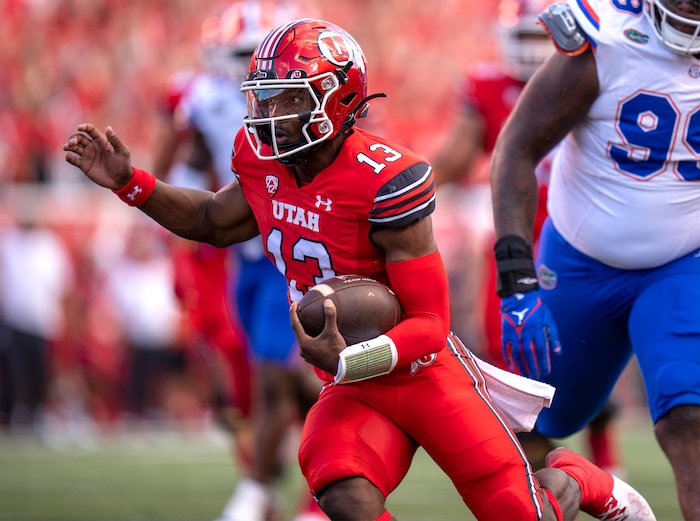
[64,123,259,247]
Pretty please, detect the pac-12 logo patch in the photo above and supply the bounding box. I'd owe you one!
[266,175,279,197]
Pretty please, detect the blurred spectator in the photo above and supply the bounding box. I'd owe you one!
[1,0,499,185]
[100,218,197,428]
[0,209,75,435]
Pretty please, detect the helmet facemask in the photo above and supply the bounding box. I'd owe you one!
[242,70,344,163]
[646,0,700,55]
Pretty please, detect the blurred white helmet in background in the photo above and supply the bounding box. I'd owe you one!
[200,1,302,82]
[497,0,556,81]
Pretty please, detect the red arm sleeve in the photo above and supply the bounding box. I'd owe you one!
[385,251,450,367]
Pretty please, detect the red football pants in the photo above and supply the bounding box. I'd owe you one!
[299,334,547,520]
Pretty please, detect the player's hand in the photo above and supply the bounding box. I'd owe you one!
[63,123,133,189]
[289,299,346,376]
[500,289,561,379]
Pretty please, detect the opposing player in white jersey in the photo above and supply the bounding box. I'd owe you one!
[433,0,624,475]
[490,0,700,518]
[152,3,327,521]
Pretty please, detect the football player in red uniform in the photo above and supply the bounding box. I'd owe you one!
[64,18,655,521]
[431,0,623,476]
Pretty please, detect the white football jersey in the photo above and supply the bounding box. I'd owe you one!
[179,74,248,189]
[179,73,266,260]
[548,0,700,269]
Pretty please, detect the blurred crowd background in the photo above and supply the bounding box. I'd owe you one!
[1,0,499,185]
[0,0,646,447]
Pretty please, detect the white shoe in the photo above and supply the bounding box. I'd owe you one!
[596,476,656,521]
[546,447,656,521]
[215,479,272,521]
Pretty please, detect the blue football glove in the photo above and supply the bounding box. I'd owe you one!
[500,289,561,379]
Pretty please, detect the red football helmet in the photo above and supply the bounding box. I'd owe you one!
[240,19,373,163]
[497,0,556,81]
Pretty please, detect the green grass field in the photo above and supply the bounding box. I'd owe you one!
[0,413,681,521]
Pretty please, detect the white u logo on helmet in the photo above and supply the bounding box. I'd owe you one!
[317,30,366,73]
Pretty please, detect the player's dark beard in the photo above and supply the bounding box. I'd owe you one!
[256,118,321,166]
[278,147,308,166]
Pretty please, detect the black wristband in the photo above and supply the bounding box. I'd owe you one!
[494,235,539,297]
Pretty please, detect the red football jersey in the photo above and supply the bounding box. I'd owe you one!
[232,127,436,303]
[457,62,526,154]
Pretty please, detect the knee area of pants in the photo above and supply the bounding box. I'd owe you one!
[471,486,540,520]
[656,404,700,434]
[654,362,700,418]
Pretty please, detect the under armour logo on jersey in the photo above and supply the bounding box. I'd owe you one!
[266,175,279,197]
[315,195,332,211]
[127,186,143,201]
[511,309,530,326]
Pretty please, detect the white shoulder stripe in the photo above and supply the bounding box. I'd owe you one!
[369,195,436,224]
[374,165,432,203]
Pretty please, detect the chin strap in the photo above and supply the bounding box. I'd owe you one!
[333,61,388,133]
[341,92,388,133]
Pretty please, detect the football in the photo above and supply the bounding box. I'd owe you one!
[297,275,402,344]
